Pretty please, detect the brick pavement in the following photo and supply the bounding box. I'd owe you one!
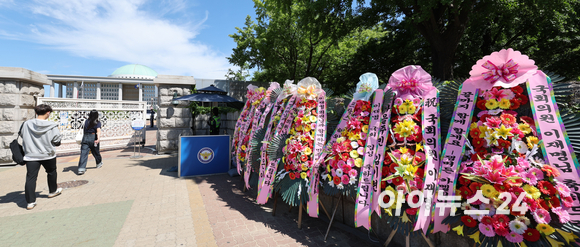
[0,128,373,247]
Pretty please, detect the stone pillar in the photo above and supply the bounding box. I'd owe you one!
[118,83,123,100]
[154,75,195,154]
[59,83,64,98]
[0,67,50,165]
[73,82,78,99]
[96,82,101,100]
[138,84,143,102]
[50,81,55,97]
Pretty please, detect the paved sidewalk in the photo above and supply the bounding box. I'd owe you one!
[0,129,370,246]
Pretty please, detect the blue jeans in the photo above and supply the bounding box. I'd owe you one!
[77,133,102,172]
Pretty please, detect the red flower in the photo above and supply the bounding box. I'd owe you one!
[392,176,404,186]
[470,128,482,139]
[382,166,390,176]
[500,113,516,125]
[341,153,349,161]
[383,154,392,164]
[542,165,560,178]
[497,139,511,150]
[461,216,477,228]
[481,216,495,226]
[520,116,535,126]
[480,114,492,123]
[512,85,524,94]
[458,186,473,199]
[301,154,309,162]
[289,172,296,180]
[523,228,540,242]
[509,99,520,110]
[389,163,399,174]
[476,99,487,110]
[538,199,550,210]
[472,138,485,148]
[333,176,341,185]
[538,181,557,195]
[415,168,424,178]
[413,131,423,143]
[469,182,482,194]
[550,196,561,208]
[405,208,418,215]
[494,183,510,192]
[492,214,510,227]
[562,196,574,208]
[459,175,471,185]
[381,181,387,189]
[493,224,509,237]
[514,94,528,105]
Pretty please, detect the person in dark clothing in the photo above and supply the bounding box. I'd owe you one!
[208,107,220,135]
[77,110,103,175]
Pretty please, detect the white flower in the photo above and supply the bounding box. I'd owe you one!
[488,109,502,115]
[351,141,359,149]
[336,169,343,177]
[509,220,527,234]
[511,140,528,154]
[337,184,344,189]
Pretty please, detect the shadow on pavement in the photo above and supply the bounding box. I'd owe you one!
[0,191,37,209]
[190,174,379,247]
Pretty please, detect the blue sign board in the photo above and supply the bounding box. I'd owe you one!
[178,135,230,177]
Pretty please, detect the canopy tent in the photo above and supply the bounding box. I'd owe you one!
[174,85,244,109]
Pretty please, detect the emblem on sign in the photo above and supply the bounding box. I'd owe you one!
[197,147,214,164]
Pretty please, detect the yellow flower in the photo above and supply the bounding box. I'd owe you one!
[355,158,363,168]
[304,147,312,155]
[327,165,331,173]
[416,142,424,151]
[350,150,359,158]
[310,116,317,122]
[526,136,539,149]
[452,225,464,236]
[303,124,311,132]
[470,122,478,130]
[485,99,499,109]
[537,223,555,236]
[241,145,247,151]
[498,98,511,109]
[300,172,307,179]
[301,164,309,171]
[295,125,303,131]
[523,184,541,199]
[362,125,369,133]
[337,137,346,143]
[302,116,310,123]
[399,104,408,114]
[519,123,532,134]
[556,229,579,243]
[327,174,332,181]
[400,147,410,154]
[495,125,513,139]
[394,120,416,138]
[478,125,490,138]
[481,184,499,198]
[348,132,360,141]
[400,155,413,166]
[468,231,481,244]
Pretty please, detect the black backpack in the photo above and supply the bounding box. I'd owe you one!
[10,123,25,165]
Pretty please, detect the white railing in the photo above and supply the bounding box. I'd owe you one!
[37,97,147,153]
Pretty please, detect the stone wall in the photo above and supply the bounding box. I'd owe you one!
[0,80,46,165]
[156,84,194,154]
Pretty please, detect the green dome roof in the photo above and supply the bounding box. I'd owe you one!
[110,64,157,79]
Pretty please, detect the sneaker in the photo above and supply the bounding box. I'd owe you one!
[48,188,62,198]
[96,162,103,169]
[78,170,85,175]
[27,202,36,210]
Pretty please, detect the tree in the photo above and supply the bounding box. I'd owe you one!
[225,62,251,81]
[228,0,359,86]
[361,0,580,80]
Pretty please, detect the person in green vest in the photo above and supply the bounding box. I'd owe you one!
[208,107,221,135]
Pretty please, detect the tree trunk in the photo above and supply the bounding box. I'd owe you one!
[430,41,457,81]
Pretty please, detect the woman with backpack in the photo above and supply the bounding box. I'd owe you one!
[77,110,103,175]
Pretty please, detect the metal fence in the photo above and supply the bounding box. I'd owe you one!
[37,97,147,153]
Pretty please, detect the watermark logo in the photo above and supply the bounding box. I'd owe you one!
[197,147,214,164]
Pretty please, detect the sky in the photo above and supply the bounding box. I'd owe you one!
[0,0,257,83]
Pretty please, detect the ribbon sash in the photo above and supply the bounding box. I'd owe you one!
[236,104,257,174]
[257,96,293,194]
[256,96,297,204]
[245,99,273,189]
[433,82,478,233]
[371,94,395,217]
[232,102,251,157]
[414,88,441,234]
[527,71,580,223]
[307,91,327,217]
[355,90,383,229]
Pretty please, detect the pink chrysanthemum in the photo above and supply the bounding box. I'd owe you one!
[506,231,524,243]
[532,208,551,224]
[556,182,572,198]
[479,223,496,237]
[552,207,571,224]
